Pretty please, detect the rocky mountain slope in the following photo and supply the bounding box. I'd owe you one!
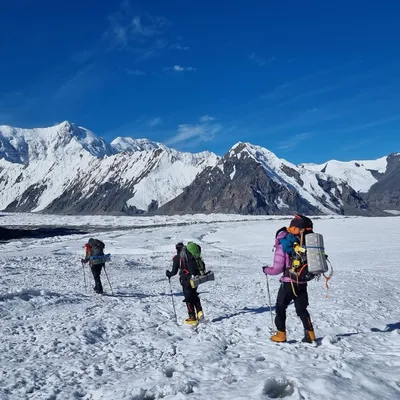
[157,142,374,216]
[0,121,397,215]
[302,153,400,212]
[362,153,400,212]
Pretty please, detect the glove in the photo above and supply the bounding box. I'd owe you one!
[166,270,172,279]
[262,266,269,274]
[81,259,86,264]
[294,244,306,254]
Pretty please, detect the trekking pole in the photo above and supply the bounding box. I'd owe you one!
[103,265,114,295]
[168,278,178,325]
[81,260,87,292]
[265,275,274,332]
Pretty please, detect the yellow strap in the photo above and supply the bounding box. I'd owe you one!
[290,278,298,297]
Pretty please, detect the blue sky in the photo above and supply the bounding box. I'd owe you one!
[1,0,399,163]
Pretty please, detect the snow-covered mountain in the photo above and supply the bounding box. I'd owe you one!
[158,142,374,216]
[0,121,114,163]
[300,157,389,193]
[0,122,219,214]
[110,137,163,153]
[0,122,397,215]
[301,153,400,213]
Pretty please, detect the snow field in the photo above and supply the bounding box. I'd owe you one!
[0,215,399,399]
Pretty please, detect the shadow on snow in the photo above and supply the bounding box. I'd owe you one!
[370,322,400,333]
[336,322,400,338]
[212,305,276,323]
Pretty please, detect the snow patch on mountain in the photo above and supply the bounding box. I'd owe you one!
[111,137,163,152]
[230,165,236,180]
[276,197,289,209]
[127,150,219,210]
[301,157,388,192]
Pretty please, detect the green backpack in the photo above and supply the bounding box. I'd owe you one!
[186,241,206,276]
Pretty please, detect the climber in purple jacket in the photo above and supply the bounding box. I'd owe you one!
[263,214,316,344]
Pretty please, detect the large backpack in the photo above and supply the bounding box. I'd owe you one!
[87,239,108,265]
[89,239,105,256]
[179,242,206,276]
[186,242,206,276]
[287,231,330,283]
[180,242,214,288]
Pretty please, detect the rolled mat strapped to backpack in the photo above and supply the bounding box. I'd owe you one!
[303,233,329,274]
[89,254,111,265]
[190,271,215,288]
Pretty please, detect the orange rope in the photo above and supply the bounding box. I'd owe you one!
[323,261,334,298]
[323,274,331,298]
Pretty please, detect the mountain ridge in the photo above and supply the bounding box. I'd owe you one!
[156,141,376,216]
[0,121,398,215]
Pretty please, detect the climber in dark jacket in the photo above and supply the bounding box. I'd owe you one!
[166,242,203,324]
[82,238,105,294]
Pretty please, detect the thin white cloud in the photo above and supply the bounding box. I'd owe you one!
[260,61,369,102]
[199,115,215,122]
[125,68,147,76]
[70,49,96,65]
[133,39,168,62]
[148,117,162,127]
[340,115,400,133]
[113,24,129,47]
[261,84,338,104]
[105,2,172,62]
[249,52,275,66]
[171,65,196,72]
[170,44,189,51]
[341,137,379,152]
[52,63,99,101]
[166,120,222,145]
[131,15,170,38]
[66,1,190,81]
[277,132,314,151]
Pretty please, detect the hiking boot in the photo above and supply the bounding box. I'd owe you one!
[184,317,198,325]
[270,330,287,343]
[197,311,204,321]
[302,330,316,343]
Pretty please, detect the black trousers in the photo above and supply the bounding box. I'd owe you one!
[181,277,202,318]
[91,264,103,294]
[275,282,313,332]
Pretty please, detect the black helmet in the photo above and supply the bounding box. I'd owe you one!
[175,242,184,251]
[290,214,313,230]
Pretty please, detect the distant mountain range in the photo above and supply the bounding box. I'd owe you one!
[0,121,398,216]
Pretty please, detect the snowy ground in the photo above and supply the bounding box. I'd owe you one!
[0,214,399,400]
